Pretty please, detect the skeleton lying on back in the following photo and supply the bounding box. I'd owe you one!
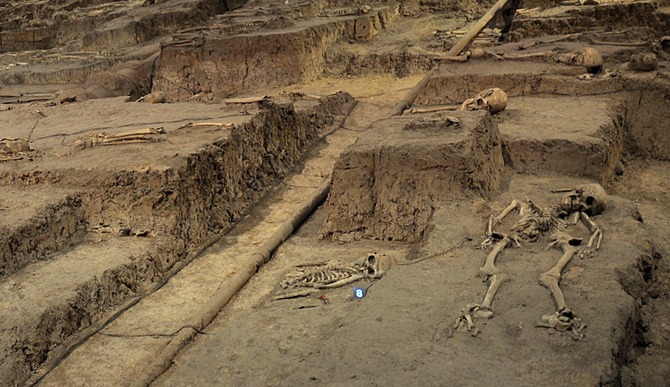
[273,253,394,300]
[455,184,605,338]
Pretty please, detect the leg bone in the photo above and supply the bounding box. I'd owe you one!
[480,236,510,278]
[480,274,509,310]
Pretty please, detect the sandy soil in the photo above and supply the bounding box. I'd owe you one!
[1,0,670,386]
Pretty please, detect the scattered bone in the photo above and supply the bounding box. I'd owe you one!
[137,91,167,104]
[627,52,657,72]
[407,105,460,114]
[223,95,270,104]
[515,7,541,14]
[69,127,165,154]
[434,55,469,63]
[458,88,508,114]
[178,122,234,131]
[0,138,31,155]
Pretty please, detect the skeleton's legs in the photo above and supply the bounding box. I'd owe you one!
[540,234,578,309]
[481,236,510,278]
[537,232,586,338]
[481,274,508,309]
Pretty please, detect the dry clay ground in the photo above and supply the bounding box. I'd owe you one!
[1,0,670,386]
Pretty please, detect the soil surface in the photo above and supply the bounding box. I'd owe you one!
[1,0,670,386]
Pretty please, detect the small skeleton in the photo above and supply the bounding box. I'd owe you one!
[272,253,389,300]
[455,184,605,337]
[69,127,165,154]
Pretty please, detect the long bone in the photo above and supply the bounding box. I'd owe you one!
[454,274,509,333]
[469,274,509,319]
[537,232,587,339]
[539,232,581,311]
[481,235,511,278]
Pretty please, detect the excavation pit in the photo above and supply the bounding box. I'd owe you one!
[0,92,355,386]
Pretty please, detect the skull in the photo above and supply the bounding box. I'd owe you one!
[0,138,31,155]
[559,183,607,216]
[459,88,508,114]
[628,52,657,72]
[363,252,388,279]
[567,47,603,74]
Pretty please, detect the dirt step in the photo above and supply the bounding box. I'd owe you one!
[497,95,622,183]
[321,110,504,243]
[508,1,669,42]
[0,237,154,387]
[153,3,398,100]
[0,92,355,386]
[32,96,377,387]
[0,186,85,282]
[0,0,230,53]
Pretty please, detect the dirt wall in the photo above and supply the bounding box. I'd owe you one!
[0,196,86,282]
[0,93,355,387]
[153,8,395,100]
[320,111,504,243]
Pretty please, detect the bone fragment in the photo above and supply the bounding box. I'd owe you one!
[272,289,314,301]
[0,156,23,162]
[223,95,270,104]
[481,236,510,277]
[516,7,541,14]
[503,51,553,60]
[434,55,469,62]
[101,139,153,146]
[108,127,165,138]
[407,105,460,114]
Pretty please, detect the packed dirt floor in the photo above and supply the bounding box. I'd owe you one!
[1,0,670,386]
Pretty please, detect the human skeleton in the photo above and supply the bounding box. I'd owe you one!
[455,184,606,339]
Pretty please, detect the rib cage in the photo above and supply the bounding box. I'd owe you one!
[281,264,365,289]
[511,200,567,242]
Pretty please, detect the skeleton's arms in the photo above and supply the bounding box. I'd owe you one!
[487,200,520,236]
[579,212,602,249]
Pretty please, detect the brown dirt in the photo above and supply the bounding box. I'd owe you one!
[2,0,670,386]
[321,110,504,243]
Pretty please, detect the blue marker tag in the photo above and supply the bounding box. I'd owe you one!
[353,286,366,299]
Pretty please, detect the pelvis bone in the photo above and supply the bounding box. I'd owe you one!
[458,88,508,114]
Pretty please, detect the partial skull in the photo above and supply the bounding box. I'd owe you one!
[459,88,508,114]
[557,47,602,73]
[560,183,607,216]
[628,53,657,72]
